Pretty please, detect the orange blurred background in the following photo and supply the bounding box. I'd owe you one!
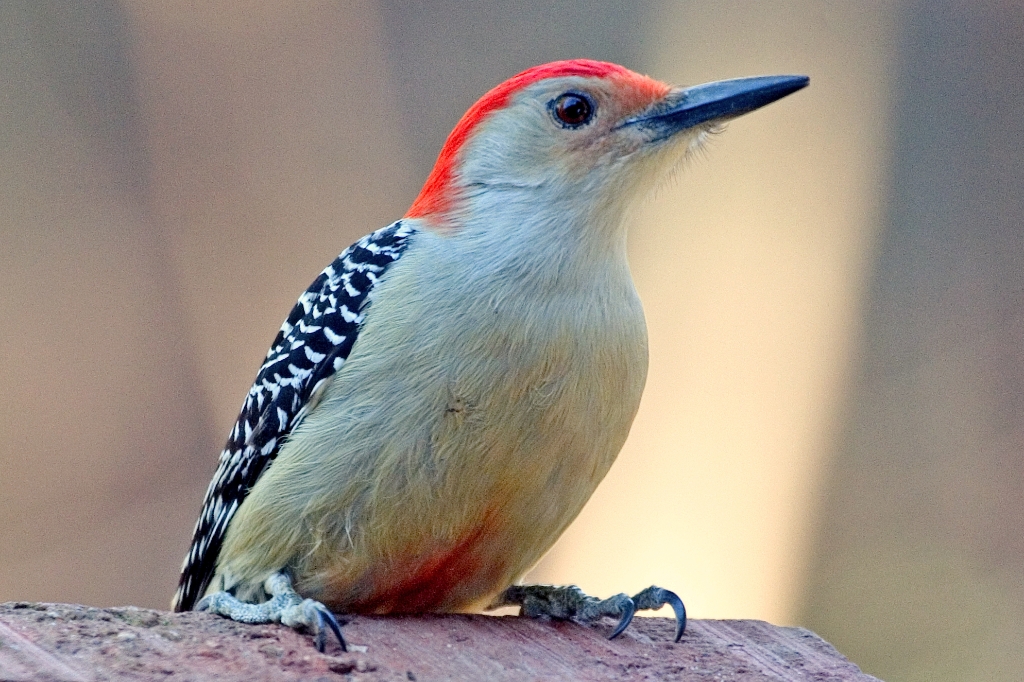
[2,2,1022,681]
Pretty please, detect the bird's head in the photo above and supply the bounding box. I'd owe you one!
[406,59,807,234]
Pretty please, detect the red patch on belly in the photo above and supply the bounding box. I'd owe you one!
[348,515,509,614]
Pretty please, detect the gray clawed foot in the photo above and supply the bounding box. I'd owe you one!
[493,583,686,642]
[630,585,686,642]
[196,571,347,652]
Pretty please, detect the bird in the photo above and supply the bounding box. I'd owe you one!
[172,59,808,652]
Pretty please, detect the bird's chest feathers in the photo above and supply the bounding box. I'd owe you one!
[432,292,646,478]
[415,235,643,429]
[392,248,650,542]
[280,234,649,610]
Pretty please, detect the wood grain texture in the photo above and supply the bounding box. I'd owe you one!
[0,602,880,681]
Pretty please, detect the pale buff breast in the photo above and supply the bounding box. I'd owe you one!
[214,230,648,613]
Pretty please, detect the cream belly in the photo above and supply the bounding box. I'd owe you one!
[213,231,648,613]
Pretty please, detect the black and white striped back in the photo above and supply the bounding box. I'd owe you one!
[173,220,416,611]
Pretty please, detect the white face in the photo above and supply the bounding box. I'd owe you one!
[456,76,705,212]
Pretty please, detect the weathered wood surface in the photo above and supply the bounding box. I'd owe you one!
[0,602,881,681]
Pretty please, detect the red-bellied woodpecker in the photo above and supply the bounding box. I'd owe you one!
[173,59,808,652]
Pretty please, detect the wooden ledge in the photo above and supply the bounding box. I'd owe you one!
[0,602,880,681]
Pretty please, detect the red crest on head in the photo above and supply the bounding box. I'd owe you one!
[405,60,665,222]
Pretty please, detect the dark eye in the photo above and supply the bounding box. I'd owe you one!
[552,92,595,128]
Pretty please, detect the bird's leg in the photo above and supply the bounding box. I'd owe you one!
[491,583,686,642]
[196,571,346,652]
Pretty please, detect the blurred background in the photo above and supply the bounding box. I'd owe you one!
[1,1,1021,680]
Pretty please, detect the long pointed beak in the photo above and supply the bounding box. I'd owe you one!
[626,75,809,141]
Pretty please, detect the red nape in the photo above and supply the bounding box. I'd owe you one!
[405,59,650,222]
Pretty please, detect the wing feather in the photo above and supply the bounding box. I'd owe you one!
[173,220,415,611]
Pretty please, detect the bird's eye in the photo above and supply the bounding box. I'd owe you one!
[551,92,595,128]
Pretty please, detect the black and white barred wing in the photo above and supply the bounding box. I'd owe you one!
[173,220,415,611]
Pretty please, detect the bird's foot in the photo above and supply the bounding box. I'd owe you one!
[493,583,686,642]
[196,571,346,652]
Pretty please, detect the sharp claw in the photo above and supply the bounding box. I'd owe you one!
[608,598,636,639]
[321,608,347,652]
[662,590,687,642]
